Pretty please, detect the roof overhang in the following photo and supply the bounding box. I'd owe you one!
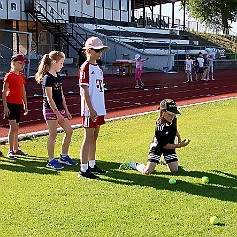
[134,0,181,9]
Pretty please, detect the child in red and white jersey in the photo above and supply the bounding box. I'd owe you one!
[78,36,110,179]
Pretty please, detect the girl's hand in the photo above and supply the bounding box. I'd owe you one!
[4,106,10,117]
[57,113,65,123]
[66,111,72,120]
[180,139,191,147]
[176,132,181,143]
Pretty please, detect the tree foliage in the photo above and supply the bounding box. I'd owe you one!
[183,0,237,33]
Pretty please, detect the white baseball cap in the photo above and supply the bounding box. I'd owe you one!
[135,54,140,60]
[83,36,110,50]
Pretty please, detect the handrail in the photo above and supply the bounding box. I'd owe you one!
[25,0,87,46]
[74,9,147,51]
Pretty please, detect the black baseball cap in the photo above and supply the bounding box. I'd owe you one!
[160,99,181,114]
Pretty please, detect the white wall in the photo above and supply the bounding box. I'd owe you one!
[1,0,132,23]
[0,0,21,20]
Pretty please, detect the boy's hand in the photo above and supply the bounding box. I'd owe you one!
[90,109,98,121]
[23,108,28,115]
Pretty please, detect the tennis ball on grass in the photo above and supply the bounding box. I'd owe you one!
[202,176,209,184]
[169,178,176,184]
[210,216,219,225]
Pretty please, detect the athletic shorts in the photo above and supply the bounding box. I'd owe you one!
[147,142,178,164]
[43,106,67,120]
[82,115,105,128]
[186,70,192,75]
[198,67,204,74]
[4,102,22,123]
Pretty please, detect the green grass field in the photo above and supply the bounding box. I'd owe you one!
[0,98,236,237]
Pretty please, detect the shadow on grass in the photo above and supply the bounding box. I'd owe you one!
[97,160,237,203]
[0,154,79,175]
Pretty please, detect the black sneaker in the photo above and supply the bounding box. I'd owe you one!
[78,169,99,179]
[89,165,107,174]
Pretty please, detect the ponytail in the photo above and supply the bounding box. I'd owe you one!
[35,54,50,84]
[35,51,65,84]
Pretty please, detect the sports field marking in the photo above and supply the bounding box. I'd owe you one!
[0,96,236,143]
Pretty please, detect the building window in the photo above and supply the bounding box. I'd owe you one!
[104,0,112,9]
[96,0,103,8]
[121,0,128,11]
[113,0,120,10]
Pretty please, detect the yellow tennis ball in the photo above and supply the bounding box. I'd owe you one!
[210,216,219,225]
[169,178,176,184]
[202,176,209,184]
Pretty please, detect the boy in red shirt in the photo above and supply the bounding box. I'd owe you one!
[2,54,29,159]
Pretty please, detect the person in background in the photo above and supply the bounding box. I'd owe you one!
[202,53,208,80]
[207,55,215,80]
[197,52,204,81]
[35,51,77,170]
[2,54,29,159]
[185,55,193,82]
[134,54,149,88]
[192,56,199,81]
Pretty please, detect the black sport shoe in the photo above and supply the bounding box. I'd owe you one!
[78,169,99,179]
[89,165,106,174]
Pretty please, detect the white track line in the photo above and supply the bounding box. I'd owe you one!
[0,96,236,143]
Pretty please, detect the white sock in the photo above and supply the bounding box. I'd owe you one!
[89,160,96,168]
[136,163,146,174]
[61,153,67,157]
[81,164,88,172]
[48,158,54,162]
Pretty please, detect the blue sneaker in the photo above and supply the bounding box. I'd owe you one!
[58,155,78,166]
[46,159,64,170]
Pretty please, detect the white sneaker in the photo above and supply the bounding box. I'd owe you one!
[211,78,215,80]
[129,162,137,170]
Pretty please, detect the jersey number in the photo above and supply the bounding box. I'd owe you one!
[96,79,104,92]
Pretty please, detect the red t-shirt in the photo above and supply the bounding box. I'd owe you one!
[4,71,26,104]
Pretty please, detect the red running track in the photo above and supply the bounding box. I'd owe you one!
[0,69,236,139]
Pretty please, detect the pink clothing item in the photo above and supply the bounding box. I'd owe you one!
[135,68,142,80]
[135,59,143,70]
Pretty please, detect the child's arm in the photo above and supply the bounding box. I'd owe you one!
[142,57,149,62]
[81,85,97,121]
[163,139,191,149]
[1,82,10,117]
[45,87,65,123]
[176,131,181,143]
[22,84,28,115]
[61,89,72,119]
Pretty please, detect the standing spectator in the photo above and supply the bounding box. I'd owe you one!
[134,54,149,88]
[78,36,109,179]
[202,53,208,80]
[207,55,215,80]
[35,51,77,170]
[2,54,29,159]
[192,56,199,81]
[197,52,204,81]
[185,55,193,82]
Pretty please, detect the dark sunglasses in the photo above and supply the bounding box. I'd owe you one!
[90,48,104,53]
